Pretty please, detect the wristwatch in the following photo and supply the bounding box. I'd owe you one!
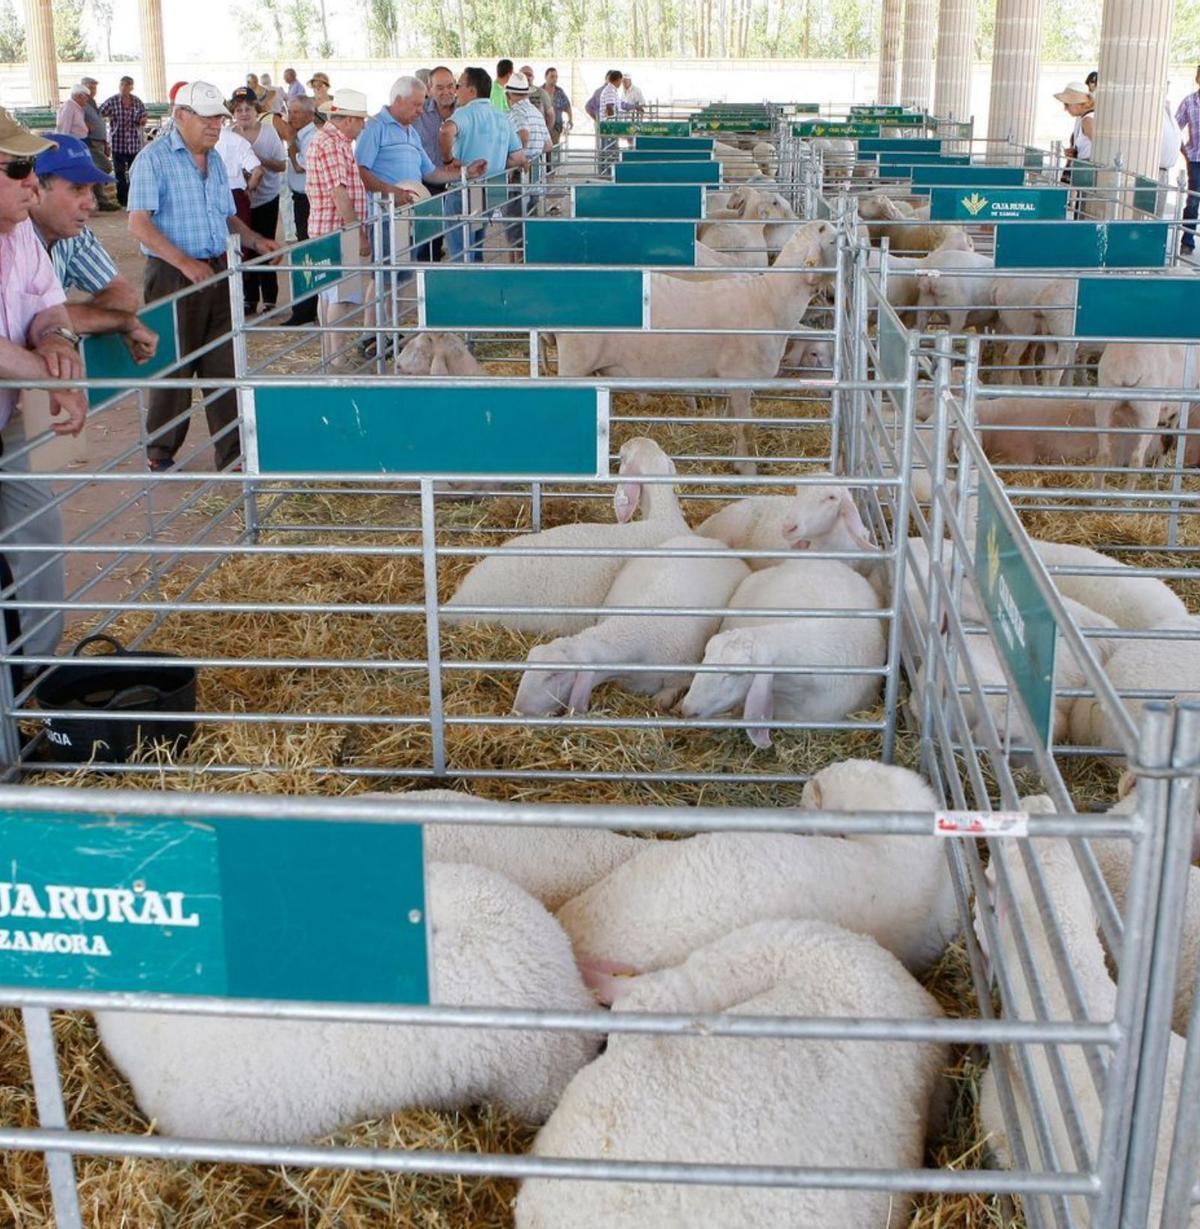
[44,326,82,350]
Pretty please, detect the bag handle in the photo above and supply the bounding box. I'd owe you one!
[71,634,129,658]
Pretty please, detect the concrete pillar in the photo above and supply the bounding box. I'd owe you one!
[900,0,936,111]
[137,0,168,104]
[986,0,1046,153]
[878,0,904,105]
[1092,0,1177,184]
[21,0,58,109]
[933,0,975,122]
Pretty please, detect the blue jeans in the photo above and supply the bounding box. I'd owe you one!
[443,189,485,263]
[1183,160,1200,250]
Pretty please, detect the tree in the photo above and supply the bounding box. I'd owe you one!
[54,0,91,60]
[363,0,399,56]
[0,0,24,63]
[88,0,113,61]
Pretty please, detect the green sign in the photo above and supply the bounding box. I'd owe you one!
[81,299,179,410]
[621,149,714,162]
[794,122,880,138]
[1075,277,1200,340]
[1132,174,1161,217]
[791,103,821,114]
[911,165,1026,193]
[876,300,908,384]
[598,120,690,136]
[613,160,721,184]
[851,104,904,115]
[974,485,1057,746]
[249,385,607,477]
[928,186,1069,221]
[525,220,695,266]
[290,230,343,302]
[424,267,643,328]
[0,809,429,1003]
[411,192,447,247]
[1024,146,1045,171]
[635,136,715,151]
[573,184,705,219]
[994,222,1170,269]
[691,119,772,131]
[859,138,942,154]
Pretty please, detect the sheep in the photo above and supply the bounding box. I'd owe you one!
[396,331,481,377]
[695,186,796,268]
[96,863,600,1143]
[856,190,918,222]
[678,560,885,747]
[867,194,956,254]
[975,835,1193,1227]
[556,759,959,976]
[1095,342,1196,487]
[557,222,839,475]
[381,789,643,911]
[780,330,833,373]
[990,276,1081,386]
[696,473,876,571]
[515,919,949,1229]
[1067,619,1200,748]
[512,533,749,716]
[868,232,975,322]
[913,248,996,334]
[443,437,687,636]
[1030,539,1188,630]
[751,139,778,177]
[811,136,856,185]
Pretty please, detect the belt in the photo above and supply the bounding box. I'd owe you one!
[148,253,228,271]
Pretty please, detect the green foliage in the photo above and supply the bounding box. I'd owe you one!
[54,0,92,61]
[364,0,399,56]
[0,0,24,64]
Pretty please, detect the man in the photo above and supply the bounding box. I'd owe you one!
[440,66,527,263]
[79,77,118,210]
[282,94,319,325]
[414,66,459,262]
[54,84,90,141]
[127,81,280,471]
[598,69,623,124]
[282,67,304,100]
[0,112,88,666]
[1177,66,1200,254]
[504,74,550,261]
[30,133,157,361]
[621,74,646,114]
[519,65,555,131]
[306,87,371,368]
[491,59,514,111]
[99,76,147,208]
[543,67,572,145]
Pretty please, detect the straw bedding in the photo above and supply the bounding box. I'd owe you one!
[8,381,1197,1228]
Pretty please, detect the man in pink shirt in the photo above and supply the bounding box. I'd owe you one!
[54,84,91,141]
[0,109,87,668]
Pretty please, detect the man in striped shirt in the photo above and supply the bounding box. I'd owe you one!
[30,133,157,361]
[1176,66,1200,253]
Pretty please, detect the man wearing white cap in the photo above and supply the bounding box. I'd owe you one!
[54,84,91,141]
[127,81,280,471]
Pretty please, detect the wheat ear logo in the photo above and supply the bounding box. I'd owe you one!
[986,521,1001,594]
[962,192,989,216]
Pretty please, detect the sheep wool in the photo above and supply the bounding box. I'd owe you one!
[515,919,948,1229]
[96,863,600,1143]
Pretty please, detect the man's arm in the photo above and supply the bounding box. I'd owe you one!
[64,276,158,363]
[425,158,484,184]
[228,215,280,255]
[439,120,458,165]
[17,307,87,435]
[128,210,214,285]
[358,163,416,201]
[505,149,530,170]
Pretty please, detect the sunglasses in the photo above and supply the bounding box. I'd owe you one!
[1,156,35,181]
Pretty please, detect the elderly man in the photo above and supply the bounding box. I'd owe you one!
[128,81,279,471]
[283,67,304,100]
[31,133,156,361]
[0,113,88,667]
[543,67,572,144]
[621,74,646,113]
[79,76,119,210]
[282,93,319,326]
[519,65,555,131]
[413,66,459,262]
[54,84,90,141]
[99,76,147,207]
[440,66,527,263]
[307,88,372,368]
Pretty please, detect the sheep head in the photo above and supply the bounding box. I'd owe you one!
[680,629,774,749]
[397,333,434,375]
[614,437,676,524]
[513,639,590,717]
[780,480,874,552]
[429,333,481,377]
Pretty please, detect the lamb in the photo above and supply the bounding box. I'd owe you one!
[443,437,687,636]
[396,331,481,376]
[1095,342,1196,487]
[678,560,885,747]
[696,473,876,571]
[515,919,949,1229]
[512,534,749,716]
[975,835,1194,1227]
[780,331,833,373]
[751,139,777,176]
[811,136,855,184]
[555,759,960,976]
[913,248,996,334]
[555,220,839,474]
[96,863,600,1143]
[695,187,796,268]
[867,194,956,254]
[869,232,975,321]
[990,276,1079,386]
[378,789,643,911]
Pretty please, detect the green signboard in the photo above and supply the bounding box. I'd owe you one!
[411,192,447,247]
[876,301,908,385]
[973,485,1057,747]
[81,299,179,410]
[1132,174,1161,217]
[1024,146,1045,172]
[0,809,429,1003]
[424,267,644,328]
[290,230,343,302]
[928,186,1069,221]
[994,222,1170,269]
[858,138,942,155]
[794,122,880,138]
[249,385,607,477]
[791,103,821,114]
[525,220,695,266]
[877,154,970,179]
[573,184,705,219]
[911,165,1026,193]
[613,160,721,184]
[1075,277,1200,339]
[621,149,714,162]
[598,120,690,136]
[851,104,904,115]
[691,119,772,131]
[635,136,715,151]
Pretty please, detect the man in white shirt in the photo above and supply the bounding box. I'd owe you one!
[621,75,646,113]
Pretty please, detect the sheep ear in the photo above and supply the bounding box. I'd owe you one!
[743,673,775,749]
[613,481,641,524]
[807,778,823,808]
[840,490,875,550]
[578,956,640,1007]
[568,671,597,714]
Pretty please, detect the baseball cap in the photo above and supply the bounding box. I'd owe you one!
[174,81,231,118]
[327,88,368,118]
[35,132,115,183]
[505,72,530,94]
[0,106,55,158]
[168,80,188,102]
[229,86,259,108]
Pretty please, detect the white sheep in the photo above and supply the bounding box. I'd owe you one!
[913,248,996,334]
[556,220,839,475]
[96,863,600,1143]
[374,789,643,911]
[780,330,833,373]
[975,835,1193,1227]
[990,276,1080,387]
[679,560,885,747]
[515,919,948,1229]
[555,758,960,976]
[443,437,687,636]
[512,533,749,716]
[396,331,481,376]
[695,186,796,268]
[867,194,956,254]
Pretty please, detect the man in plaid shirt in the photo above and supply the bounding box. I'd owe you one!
[306,88,370,369]
[1176,67,1200,254]
[100,76,147,207]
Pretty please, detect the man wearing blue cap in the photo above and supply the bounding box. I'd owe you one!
[30,133,157,362]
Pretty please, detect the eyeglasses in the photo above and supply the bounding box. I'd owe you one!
[1,157,35,181]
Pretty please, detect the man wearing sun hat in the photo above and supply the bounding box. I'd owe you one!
[127,81,280,471]
[0,111,88,665]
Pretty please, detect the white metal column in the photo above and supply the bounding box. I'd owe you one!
[934,0,975,123]
[900,0,936,110]
[879,0,905,105]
